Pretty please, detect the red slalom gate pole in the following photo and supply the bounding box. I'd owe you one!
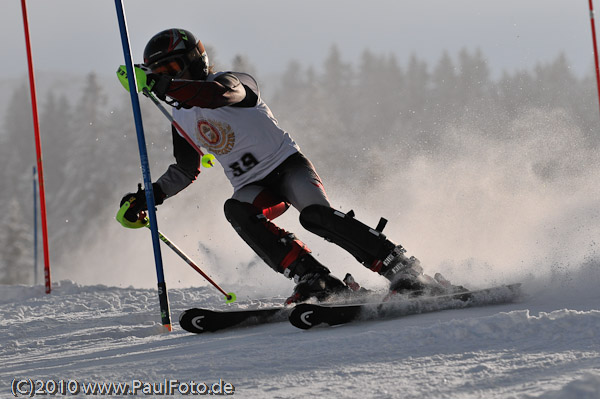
[589,0,600,117]
[21,0,51,293]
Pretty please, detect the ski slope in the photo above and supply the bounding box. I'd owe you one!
[1,262,599,399]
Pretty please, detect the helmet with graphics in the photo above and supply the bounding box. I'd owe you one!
[143,28,209,80]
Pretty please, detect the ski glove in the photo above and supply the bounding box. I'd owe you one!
[119,183,166,223]
[134,64,172,100]
[146,73,171,100]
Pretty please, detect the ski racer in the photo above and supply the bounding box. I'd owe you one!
[119,28,453,303]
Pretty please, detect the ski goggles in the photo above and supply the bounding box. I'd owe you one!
[147,46,204,78]
[147,55,188,77]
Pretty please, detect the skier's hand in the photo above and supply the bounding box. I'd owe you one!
[119,184,147,223]
[119,183,165,223]
[148,74,172,100]
[136,65,171,100]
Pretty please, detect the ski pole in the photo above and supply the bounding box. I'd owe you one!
[153,227,236,303]
[116,201,236,303]
[116,65,215,168]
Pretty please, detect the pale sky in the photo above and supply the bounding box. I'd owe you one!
[3,1,595,81]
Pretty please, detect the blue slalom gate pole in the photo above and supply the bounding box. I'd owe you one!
[114,0,171,331]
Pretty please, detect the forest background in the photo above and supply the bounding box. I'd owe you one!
[1,46,598,290]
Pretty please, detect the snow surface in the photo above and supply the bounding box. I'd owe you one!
[1,262,599,399]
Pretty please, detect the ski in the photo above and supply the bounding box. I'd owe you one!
[178,306,291,333]
[288,283,522,330]
[177,273,373,334]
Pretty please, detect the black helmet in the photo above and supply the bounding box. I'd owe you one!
[143,29,209,79]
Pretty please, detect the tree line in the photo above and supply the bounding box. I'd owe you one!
[0,46,597,284]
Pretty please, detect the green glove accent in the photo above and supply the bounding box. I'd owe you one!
[116,65,152,93]
[116,201,149,229]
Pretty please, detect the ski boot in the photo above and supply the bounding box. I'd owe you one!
[381,246,467,296]
[379,246,423,292]
[379,245,442,296]
[285,256,349,304]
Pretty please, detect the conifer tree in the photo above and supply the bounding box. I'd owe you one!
[0,199,33,284]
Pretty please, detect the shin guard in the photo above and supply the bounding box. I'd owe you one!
[224,199,314,278]
[300,204,396,272]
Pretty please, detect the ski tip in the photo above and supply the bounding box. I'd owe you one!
[178,308,209,334]
[289,304,320,330]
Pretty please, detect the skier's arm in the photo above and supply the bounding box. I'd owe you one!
[155,126,201,198]
[118,127,199,222]
[159,73,256,109]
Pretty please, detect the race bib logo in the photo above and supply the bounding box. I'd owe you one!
[196,119,235,155]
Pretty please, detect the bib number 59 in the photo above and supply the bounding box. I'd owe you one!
[230,153,259,177]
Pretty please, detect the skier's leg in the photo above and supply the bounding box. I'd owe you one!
[224,194,347,302]
[224,197,310,278]
[275,154,454,294]
[232,183,290,220]
[273,153,390,293]
[299,204,425,290]
[277,153,331,211]
[272,154,419,282]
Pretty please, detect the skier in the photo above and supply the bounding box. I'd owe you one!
[120,28,448,303]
